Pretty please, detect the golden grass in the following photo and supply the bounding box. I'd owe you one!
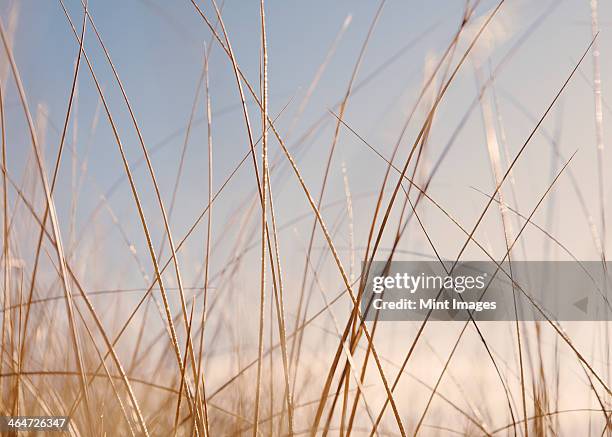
[1,0,611,435]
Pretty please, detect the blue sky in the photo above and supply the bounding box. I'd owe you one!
[3,0,612,281]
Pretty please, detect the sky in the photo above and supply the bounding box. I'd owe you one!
[3,0,612,283]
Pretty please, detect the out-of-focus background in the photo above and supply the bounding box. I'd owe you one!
[1,0,612,435]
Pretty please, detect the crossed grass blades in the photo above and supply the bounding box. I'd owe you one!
[0,0,611,436]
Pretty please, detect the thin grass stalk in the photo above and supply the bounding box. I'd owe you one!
[0,12,96,431]
[57,2,197,428]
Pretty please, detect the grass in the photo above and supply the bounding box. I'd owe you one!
[0,0,611,435]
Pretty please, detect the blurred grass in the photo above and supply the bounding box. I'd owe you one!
[0,0,611,435]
